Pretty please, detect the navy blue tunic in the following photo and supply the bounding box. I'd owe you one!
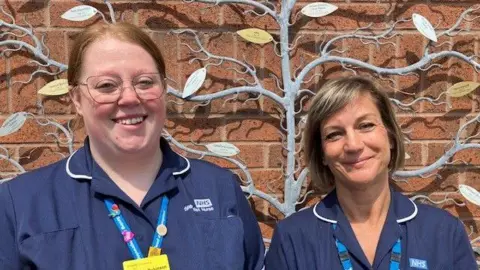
[0,138,264,270]
[265,190,476,270]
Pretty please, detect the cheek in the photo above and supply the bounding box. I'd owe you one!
[82,103,114,122]
[146,99,166,116]
[322,142,342,162]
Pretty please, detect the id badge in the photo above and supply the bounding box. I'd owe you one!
[123,255,170,270]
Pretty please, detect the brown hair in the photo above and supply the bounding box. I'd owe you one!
[67,22,166,86]
[303,76,405,192]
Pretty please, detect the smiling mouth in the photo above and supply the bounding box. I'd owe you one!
[113,116,147,125]
[343,157,371,166]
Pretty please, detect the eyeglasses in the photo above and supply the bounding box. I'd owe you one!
[76,73,165,104]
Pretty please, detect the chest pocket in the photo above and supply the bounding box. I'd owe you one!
[197,215,245,270]
[19,227,86,270]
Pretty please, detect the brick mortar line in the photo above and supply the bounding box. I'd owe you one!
[0,142,83,147]
[403,165,480,169]
[165,112,480,118]
[33,25,480,34]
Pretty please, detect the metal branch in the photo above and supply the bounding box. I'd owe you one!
[302,72,323,85]
[11,69,63,86]
[296,50,480,87]
[270,73,285,92]
[104,0,116,23]
[389,92,448,109]
[243,8,268,17]
[173,29,261,85]
[0,21,67,74]
[163,129,285,212]
[168,85,284,106]
[437,6,480,38]
[297,89,315,97]
[190,100,211,112]
[29,114,74,154]
[295,190,314,205]
[410,194,465,207]
[294,95,308,114]
[288,34,303,51]
[394,143,480,178]
[321,19,409,56]
[184,0,277,18]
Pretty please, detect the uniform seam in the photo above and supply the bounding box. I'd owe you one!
[6,184,20,259]
[18,227,79,245]
[65,178,90,269]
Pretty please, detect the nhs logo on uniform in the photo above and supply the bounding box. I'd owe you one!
[409,258,428,269]
[194,199,212,208]
[193,199,214,211]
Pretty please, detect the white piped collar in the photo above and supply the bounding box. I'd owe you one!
[313,189,418,224]
[66,137,190,180]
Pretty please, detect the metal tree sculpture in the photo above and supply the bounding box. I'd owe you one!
[1,0,480,255]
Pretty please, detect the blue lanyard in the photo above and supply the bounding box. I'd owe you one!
[104,195,169,259]
[332,224,401,270]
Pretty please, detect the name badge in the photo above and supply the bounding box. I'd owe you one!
[123,255,170,270]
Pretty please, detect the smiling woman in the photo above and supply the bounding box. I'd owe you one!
[0,22,264,270]
[265,76,476,270]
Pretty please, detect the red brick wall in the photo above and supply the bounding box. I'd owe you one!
[1,0,480,244]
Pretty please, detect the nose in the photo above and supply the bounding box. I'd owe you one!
[117,85,141,105]
[343,130,364,152]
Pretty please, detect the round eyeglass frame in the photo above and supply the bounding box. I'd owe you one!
[75,73,166,104]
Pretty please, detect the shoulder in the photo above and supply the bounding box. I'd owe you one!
[415,202,459,223]
[409,200,462,234]
[0,158,69,209]
[187,158,234,176]
[275,205,324,236]
[3,158,68,194]
[181,158,242,210]
[185,158,237,187]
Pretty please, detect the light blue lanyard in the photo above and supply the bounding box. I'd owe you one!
[332,224,401,270]
[104,195,169,259]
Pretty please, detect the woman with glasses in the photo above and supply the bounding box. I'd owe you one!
[265,77,476,270]
[0,22,264,270]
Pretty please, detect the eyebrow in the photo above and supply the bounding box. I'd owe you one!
[322,113,378,131]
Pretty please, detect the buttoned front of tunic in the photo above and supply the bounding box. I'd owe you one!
[265,190,476,270]
[0,138,264,270]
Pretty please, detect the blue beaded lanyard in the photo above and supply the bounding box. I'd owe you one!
[332,224,401,270]
[104,195,169,259]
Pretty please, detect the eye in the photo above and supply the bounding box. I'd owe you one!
[93,79,118,92]
[134,76,156,89]
[324,131,342,141]
[359,122,375,131]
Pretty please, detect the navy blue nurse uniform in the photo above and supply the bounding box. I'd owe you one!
[265,190,476,270]
[0,138,264,270]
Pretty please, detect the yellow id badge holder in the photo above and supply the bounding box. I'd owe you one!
[123,255,170,270]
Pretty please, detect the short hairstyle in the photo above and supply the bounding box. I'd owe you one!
[303,76,405,192]
[67,22,166,86]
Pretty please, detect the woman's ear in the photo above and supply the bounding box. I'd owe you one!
[69,86,83,116]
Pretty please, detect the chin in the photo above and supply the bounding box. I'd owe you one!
[112,138,152,153]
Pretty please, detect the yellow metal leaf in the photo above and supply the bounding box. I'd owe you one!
[446,81,480,98]
[236,28,273,45]
[38,79,69,96]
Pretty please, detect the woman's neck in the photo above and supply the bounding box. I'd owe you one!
[89,142,163,205]
[336,179,391,226]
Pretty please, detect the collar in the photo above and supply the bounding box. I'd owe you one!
[313,188,418,224]
[313,188,417,269]
[66,137,190,206]
[66,137,190,181]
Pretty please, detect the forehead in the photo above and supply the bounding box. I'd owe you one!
[81,37,157,75]
[322,94,381,127]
